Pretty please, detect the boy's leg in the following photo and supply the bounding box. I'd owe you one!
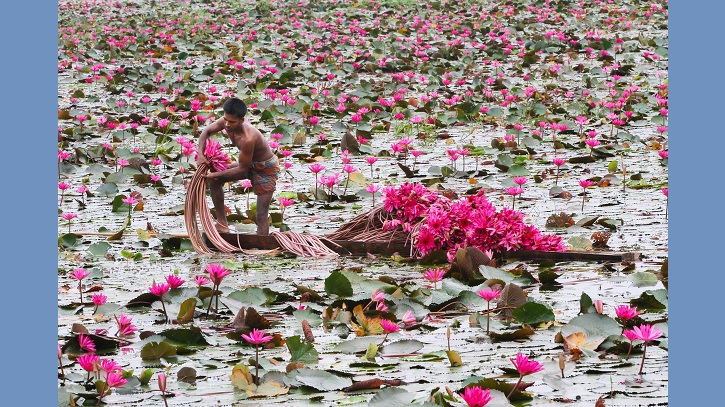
[209,178,228,229]
[209,163,243,231]
[256,192,273,235]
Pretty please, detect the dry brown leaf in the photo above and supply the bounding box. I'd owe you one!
[564,332,604,352]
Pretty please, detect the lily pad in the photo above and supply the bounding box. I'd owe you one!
[512,302,555,325]
[560,314,621,346]
[325,270,353,297]
[287,335,319,364]
[380,339,424,355]
[294,368,352,391]
[368,387,414,406]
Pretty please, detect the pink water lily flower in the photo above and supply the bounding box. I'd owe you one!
[149,282,170,297]
[76,353,99,372]
[206,263,231,286]
[460,386,492,407]
[511,353,544,376]
[241,328,274,345]
[165,274,185,289]
[632,324,662,374]
[380,319,400,334]
[508,353,544,399]
[115,313,137,336]
[401,310,416,327]
[424,268,446,289]
[78,334,96,353]
[70,268,91,281]
[615,305,640,321]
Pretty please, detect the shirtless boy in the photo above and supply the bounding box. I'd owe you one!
[196,98,279,235]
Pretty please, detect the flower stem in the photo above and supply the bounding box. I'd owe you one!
[379,333,389,347]
[58,356,66,384]
[507,375,523,399]
[206,284,217,316]
[486,301,491,335]
[160,299,168,323]
[254,345,260,385]
[626,341,633,361]
[314,174,319,200]
[638,343,648,375]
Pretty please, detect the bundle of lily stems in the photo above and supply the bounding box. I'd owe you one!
[184,162,339,257]
[324,206,416,256]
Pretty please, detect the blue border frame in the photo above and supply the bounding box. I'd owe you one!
[1,1,57,404]
[670,1,717,404]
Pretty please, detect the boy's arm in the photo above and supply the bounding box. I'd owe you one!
[204,138,254,182]
[196,118,225,165]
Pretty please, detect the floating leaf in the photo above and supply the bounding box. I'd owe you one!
[567,236,593,250]
[337,395,369,405]
[177,367,197,384]
[334,337,378,354]
[230,363,255,391]
[489,325,535,342]
[538,269,560,285]
[497,283,526,318]
[560,314,621,346]
[351,304,383,336]
[88,242,111,256]
[294,368,352,391]
[631,289,668,310]
[380,339,424,355]
[630,272,659,287]
[564,332,604,352]
[227,287,280,306]
[177,297,197,324]
[140,341,177,360]
[159,327,208,346]
[247,380,290,398]
[512,302,555,325]
[479,265,515,283]
[368,387,414,407]
[325,270,353,297]
[287,335,318,365]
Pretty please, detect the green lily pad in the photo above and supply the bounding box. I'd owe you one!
[140,341,177,360]
[325,270,353,297]
[380,339,424,355]
[294,368,352,391]
[287,335,319,364]
[368,387,414,406]
[630,272,659,287]
[512,302,555,325]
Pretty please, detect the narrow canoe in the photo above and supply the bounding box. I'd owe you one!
[210,232,639,262]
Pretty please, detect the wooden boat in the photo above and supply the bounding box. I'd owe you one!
[209,232,639,262]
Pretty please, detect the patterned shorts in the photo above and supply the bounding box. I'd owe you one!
[250,155,279,195]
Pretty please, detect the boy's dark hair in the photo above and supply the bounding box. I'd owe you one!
[223,98,247,118]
